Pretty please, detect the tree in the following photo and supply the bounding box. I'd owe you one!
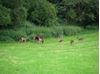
[57,0,99,27]
[11,7,27,26]
[0,5,11,26]
[27,0,58,26]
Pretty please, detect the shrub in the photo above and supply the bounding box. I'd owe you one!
[28,0,57,26]
[12,7,27,25]
[51,26,63,37]
[26,25,82,39]
[27,26,53,38]
[85,25,98,30]
[0,25,82,41]
[0,29,27,41]
[0,36,14,42]
[62,25,82,35]
[0,30,14,42]
[0,5,11,26]
[10,30,27,41]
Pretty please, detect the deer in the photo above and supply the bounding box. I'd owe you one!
[78,37,84,41]
[19,37,27,42]
[70,40,74,45]
[59,39,63,42]
[34,36,44,43]
[58,35,64,42]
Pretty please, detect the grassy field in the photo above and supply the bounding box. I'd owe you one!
[0,30,99,74]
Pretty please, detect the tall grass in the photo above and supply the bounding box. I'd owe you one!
[0,25,83,41]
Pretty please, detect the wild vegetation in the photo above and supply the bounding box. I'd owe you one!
[0,0,99,74]
[0,0,99,41]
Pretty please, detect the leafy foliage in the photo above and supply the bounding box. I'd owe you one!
[0,25,82,41]
[57,0,99,27]
[0,5,11,25]
[0,0,98,27]
[28,0,57,26]
[0,0,98,41]
[12,7,27,25]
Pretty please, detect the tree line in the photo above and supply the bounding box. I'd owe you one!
[0,0,99,28]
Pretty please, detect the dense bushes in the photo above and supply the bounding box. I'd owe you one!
[57,0,99,27]
[0,0,98,42]
[0,25,82,41]
[0,29,27,41]
[62,26,82,35]
[0,0,98,27]
[12,7,27,25]
[27,0,57,26]
[0,36,15,42]
[0,5,11,26]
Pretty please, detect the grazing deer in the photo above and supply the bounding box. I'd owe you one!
[70,40,74,45]
[19,37,27,42]
[59,39,63,42]
[34,36,44,43]
[78,37,84,41]
[58,35,64,42]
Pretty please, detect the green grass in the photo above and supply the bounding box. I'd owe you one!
[0,30,99,74]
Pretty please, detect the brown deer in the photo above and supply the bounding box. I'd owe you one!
[58,35,64,42]
[34,36,44,43]
[19,37,27,42]
[70,40,74,45]
[78,37,84,41]
[59,39,63,42]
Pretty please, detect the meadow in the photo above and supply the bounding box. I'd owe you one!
[0,30,99,74]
